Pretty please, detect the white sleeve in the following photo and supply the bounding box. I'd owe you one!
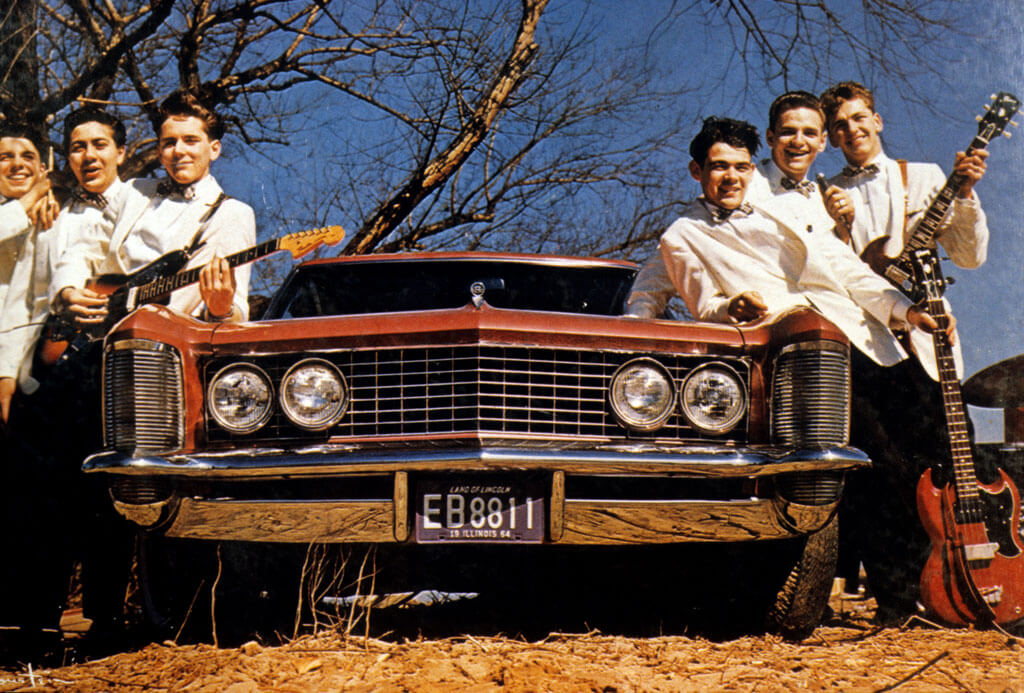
[0,229,37,379]
[659,222,732,324]
[625,252,675,318]
[0,199,31,243]
[50,211,111,296]
[817,231,912,328]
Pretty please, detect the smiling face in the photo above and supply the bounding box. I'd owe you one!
[689,142,754,210]
[827,97,883,166]
[159,115,220,185]
[68,121,125,194]
[0,137,43,199]
[766,107,827,182]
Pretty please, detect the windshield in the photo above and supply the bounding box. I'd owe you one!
[263,259,637,319]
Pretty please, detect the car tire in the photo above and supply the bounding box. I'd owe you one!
[764,513,839,640]
[139,538,306,645]
[138,535,218,642]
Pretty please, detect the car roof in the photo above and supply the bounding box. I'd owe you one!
[299,250,638,270]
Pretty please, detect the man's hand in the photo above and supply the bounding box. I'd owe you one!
[906,305,956,342]
[727,291,768,322]
[0,377,15,424]
[822,185,854,243]
[954,149,988,198]
[57,286,109,325]
[199,256,237,321]
[28,194,59,229]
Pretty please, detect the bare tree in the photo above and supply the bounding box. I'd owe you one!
[0,0,977,270]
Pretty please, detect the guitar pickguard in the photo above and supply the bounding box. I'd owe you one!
[971,483,1022,559]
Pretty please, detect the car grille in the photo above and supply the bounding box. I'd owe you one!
[104,340,184,454]
[771,342,849,446]
[205,345,750,444]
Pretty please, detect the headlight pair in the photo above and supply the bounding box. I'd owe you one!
[208,359,348,434]
[608,359,746,435]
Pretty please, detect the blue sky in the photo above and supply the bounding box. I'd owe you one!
[217,1,1022,441]
[583,1,1024,441]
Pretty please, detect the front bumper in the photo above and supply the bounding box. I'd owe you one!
[85,444,869,545]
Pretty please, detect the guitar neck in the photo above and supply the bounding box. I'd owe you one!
[925,294,981,516]
[135,238,281,304]
[896,132,992,265]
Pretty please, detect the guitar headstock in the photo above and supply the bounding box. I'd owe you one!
[908,249,947,304]
[976,92,1021,143]
[279,225,346,259]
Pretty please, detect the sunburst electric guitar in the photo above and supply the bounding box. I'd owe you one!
[911,250,1024,626]
[42,225,345,365]
[861,92,1019,300]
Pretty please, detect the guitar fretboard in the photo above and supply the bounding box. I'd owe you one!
[896,130,993,265]
[135,238,281,304]
[925,292,984,524]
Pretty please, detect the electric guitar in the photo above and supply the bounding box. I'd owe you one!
[861,92,1019,300]
[42,225,345,365]
[912,249,1024,625]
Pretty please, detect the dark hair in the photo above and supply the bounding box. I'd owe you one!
[63,107,126,153]
[0,121,46,161]
[767,91,825,132]
[689,117,760,165]
[157,91,224,140]
[820,81,875,126]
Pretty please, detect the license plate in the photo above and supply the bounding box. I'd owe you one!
[414,475,545,543]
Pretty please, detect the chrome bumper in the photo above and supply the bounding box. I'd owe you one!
[85,444,868,546]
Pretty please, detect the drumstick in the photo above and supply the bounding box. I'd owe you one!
[47,146,55,207]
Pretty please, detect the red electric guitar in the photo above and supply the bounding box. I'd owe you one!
[912,249,1024,626]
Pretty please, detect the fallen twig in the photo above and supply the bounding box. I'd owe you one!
[874,650,950,692]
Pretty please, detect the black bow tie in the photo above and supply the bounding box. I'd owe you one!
[780,177,816,197]
[70,188,107,210]
[841,163,880,178]
[710,202,753,222]
[157,179,196,200]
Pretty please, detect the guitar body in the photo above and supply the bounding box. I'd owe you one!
[40,251,191,365]
[918,467,1024,625]
[859,235,894,278]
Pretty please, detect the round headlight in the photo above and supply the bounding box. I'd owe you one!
[609,358,676,431]
[208,364,273,434]
[279,359,348,431]
[679,363,747,435]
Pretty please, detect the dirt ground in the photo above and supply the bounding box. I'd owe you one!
[0,590,1021,692]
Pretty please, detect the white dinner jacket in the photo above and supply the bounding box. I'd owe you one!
[659,198,915,369]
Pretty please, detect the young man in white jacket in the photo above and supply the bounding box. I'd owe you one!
[657,116,950,624]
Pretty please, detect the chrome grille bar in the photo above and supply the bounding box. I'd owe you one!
[205,345,750,443]
[103,340,184,454]
[772,342,850,446]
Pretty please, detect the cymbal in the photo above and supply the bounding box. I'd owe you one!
[963,354,1024,408]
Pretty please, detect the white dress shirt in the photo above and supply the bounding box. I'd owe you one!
[830,152,988,268]
[657,198,914,369]
[108,174,255,320]
[48,178,133,296]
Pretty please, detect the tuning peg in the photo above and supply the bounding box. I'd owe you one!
[947,276,956,286]
[1011,120,1019,127]
[976,115,984,122]
[991,93,998,100]
[1005,131,1013,138]
[983,104,990,111]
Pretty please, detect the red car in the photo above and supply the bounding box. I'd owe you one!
[88,252,865,640]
